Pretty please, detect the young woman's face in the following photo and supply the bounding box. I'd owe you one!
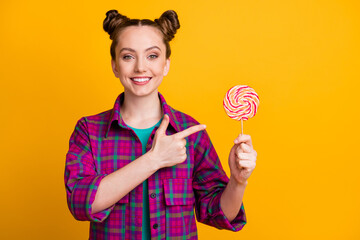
[111,25,170,97]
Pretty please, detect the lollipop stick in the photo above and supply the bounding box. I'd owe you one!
[241,119,243,135]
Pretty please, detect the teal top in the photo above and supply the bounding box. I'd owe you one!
[128,119,161,240]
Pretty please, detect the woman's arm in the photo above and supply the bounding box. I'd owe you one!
[220,134,257,222]
[91,152,157,214]
[220,176,247,222]
[92,114,206,214]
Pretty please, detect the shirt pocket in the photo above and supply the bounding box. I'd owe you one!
[163,178,195,206]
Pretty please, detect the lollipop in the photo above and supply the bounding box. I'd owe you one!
[223,85,259,134]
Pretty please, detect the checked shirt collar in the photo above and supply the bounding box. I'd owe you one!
[105,92,182,138]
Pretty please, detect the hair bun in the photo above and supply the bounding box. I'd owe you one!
[103,10,130,39]
[155,10,180,41]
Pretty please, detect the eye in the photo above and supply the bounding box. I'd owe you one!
[148,54,158,59]
[122,55,134,60]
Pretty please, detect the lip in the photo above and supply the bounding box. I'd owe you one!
[130,76,152,85]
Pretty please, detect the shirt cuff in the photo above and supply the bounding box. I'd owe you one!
[209,191,247,231]
[70,174,115,222]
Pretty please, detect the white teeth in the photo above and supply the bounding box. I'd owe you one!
[132,77,151,82]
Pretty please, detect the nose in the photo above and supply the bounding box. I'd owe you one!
[134,58,146,73]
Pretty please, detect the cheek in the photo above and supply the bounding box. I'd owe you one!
[118,63,133,75]
[153,61,168,75]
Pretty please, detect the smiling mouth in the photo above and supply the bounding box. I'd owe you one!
[130,77,152,83]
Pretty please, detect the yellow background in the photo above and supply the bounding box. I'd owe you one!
[1,0,359,239]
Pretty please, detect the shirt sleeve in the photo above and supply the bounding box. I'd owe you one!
[64,117,114,222]
[192,130,247,231]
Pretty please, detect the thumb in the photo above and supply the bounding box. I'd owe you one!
[228,144,238,167]
[156,114,170,136]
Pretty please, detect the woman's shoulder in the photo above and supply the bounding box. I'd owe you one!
[86,108,113,120]
[79,108,113,123]
[73,108,113,132]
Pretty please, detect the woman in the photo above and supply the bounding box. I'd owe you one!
[65,9,257,240]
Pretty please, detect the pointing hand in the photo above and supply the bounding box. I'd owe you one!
[149,114,206,169]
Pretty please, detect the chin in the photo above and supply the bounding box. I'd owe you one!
[127,88,158,98]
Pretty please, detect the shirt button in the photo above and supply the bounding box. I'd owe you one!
[153,223,158,229]
[150,193,156,199]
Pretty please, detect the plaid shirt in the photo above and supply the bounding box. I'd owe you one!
[65,92,246,240]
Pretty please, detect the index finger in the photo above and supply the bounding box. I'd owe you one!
[238,142,252,153]
[175,124,206,139]
[234,134,253,148]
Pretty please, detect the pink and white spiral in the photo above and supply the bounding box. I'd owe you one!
[223,85,260,121]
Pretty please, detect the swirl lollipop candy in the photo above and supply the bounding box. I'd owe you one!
[223,85,260,134]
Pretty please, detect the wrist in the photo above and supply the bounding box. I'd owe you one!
[229,175,248,188]
[144,150,161,172]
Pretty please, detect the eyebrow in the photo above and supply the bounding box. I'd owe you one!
[119,46,162,54]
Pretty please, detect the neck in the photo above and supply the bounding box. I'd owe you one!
[120,90,163,129]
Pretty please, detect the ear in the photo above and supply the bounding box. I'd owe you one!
[163,58,170,76]
[111,59,119,78]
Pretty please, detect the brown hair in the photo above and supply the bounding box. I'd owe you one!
[103,10,180,60]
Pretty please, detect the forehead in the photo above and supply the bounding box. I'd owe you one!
[117,25,165,51]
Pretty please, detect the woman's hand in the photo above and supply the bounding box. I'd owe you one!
[228,134,257,185]
[149,114,206,169]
